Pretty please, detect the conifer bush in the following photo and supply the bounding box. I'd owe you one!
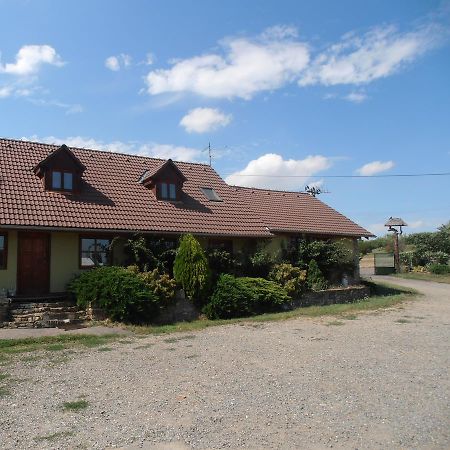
[173,234,210,303]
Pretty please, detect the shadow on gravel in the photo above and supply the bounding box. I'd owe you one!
[363,280,418,297]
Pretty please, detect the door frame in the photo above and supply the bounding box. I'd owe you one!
[17,231,51,295]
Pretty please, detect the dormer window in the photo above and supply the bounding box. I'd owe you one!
[160,182,177,200]
[34,144,86,193]
[52,171,73,191]
[140,159,187,202]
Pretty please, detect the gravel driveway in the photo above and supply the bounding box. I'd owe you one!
[1,277,449,449]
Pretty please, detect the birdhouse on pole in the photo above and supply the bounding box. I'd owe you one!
[385,217,408,273]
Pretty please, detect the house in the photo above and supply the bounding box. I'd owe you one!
[0,138,373,297]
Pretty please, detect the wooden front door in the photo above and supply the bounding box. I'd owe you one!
[17,233,50,295]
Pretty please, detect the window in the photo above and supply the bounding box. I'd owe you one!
[64,172,73,190]
[201,187,222,202]
[52,171,74,191]
[80,238,111,268]
[52,171,62,189]
[209,239,233,253]
[169,183,176,200]
[0,234,7,270]
[159,182,177,200]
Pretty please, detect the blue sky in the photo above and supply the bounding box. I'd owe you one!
[1,0,449,236]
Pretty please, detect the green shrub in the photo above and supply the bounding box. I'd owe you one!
[249,250,275,278]
[204,274,290,320]
[68,266,159,323]
[173,234,210,303]
[296,239,354,280]
[307,260,328,291]
[124,234,176,274]
[428,263,450,274]
[206,248,236,284]
[127,267,177,305]
[269,263,307,298]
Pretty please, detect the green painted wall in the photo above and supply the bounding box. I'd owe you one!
[0,230,18,294]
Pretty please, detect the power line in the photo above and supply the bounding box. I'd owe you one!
[224,172,450,179]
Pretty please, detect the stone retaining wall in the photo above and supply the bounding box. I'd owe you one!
[154,290,199,324]
[0,299,10,324]
[292,285,370,308]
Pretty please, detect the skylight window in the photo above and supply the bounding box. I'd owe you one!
[201,187,222,202]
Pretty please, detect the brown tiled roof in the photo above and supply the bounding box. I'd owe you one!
[235,186,374,237]
[0,138,373,238]
[0,138,270,237]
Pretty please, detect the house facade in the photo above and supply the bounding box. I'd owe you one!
[0,138,373,297]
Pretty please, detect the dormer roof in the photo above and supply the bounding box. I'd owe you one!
[33,144,86,178]
[140,158,187,185]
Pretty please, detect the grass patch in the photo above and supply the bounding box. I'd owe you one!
[395,318,412,324]
[125,281,417,336]
[342,314,358,320]
[163,335,196,344]
[326,320,345,326]
[393,272,450,284]
[35,430,75,442]
[63,399,89,411]
[45,343,66,352]
[134,343,154,350]
[97,346,113,352]
[0,386,10,397]
[0,334,121,357]
[0,372,9,381]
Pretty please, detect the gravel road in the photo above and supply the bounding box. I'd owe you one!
[1,277,449,449]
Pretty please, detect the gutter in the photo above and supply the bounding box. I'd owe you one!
[0,224,274,239]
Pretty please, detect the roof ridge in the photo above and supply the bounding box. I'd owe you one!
[0,137,212,168]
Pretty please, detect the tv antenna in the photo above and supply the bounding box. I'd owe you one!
[304,185,330,197]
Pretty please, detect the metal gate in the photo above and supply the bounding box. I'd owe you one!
[374,253,395,275]
[360,253,395,276]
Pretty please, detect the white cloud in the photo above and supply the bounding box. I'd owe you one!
[180,107,232,133]
[105,53,132,71]
[145,27,309,99]
[145,53,154,65]
[25,135,204,162]
[356,160,395,176]
[344,91,368,103]
[409,220,425,229]
[225,153,332,190]
[300,23,443,86]
[105,56,120,71]
[0,86,13,98]
[367,223,388,235]
[0,45,64,76]
[26,98,83,114]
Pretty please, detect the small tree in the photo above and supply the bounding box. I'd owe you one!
[173,234,210,303]
[307,259,328,291]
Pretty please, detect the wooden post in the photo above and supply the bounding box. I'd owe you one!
[353,238,360,283]
[393,231,400,273]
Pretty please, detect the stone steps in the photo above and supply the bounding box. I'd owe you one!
[7,300,86,329]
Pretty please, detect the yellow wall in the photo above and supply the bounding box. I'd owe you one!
[50,232,83,292]
[0,230,18,294]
